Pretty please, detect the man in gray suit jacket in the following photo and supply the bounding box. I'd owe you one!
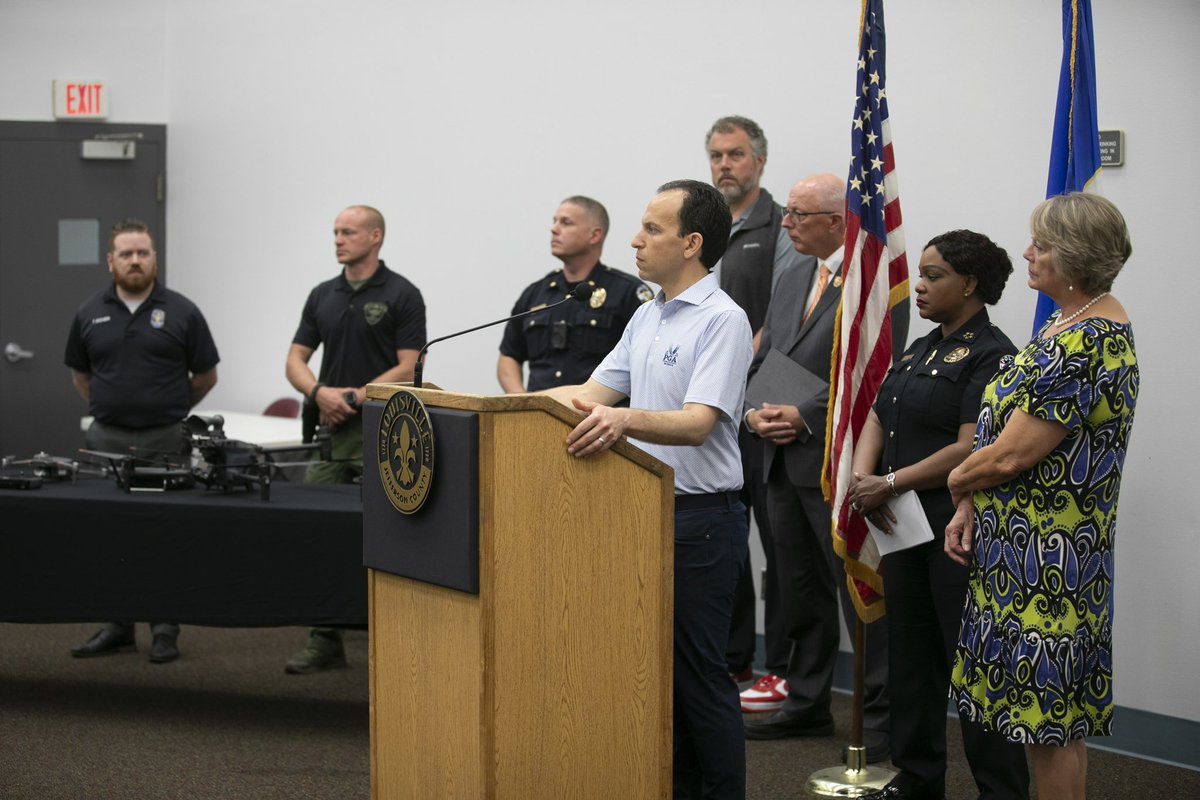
[740,174,908,762]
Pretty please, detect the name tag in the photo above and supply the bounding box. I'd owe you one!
[92,315,111,324]
[742,242,761,250]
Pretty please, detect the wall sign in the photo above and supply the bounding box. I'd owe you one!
[53,80,108,120]
[1099,130,1124,167]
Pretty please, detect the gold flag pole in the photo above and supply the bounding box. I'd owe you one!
[805,619,894,797]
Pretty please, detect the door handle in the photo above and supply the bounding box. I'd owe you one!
[4,343,34,363]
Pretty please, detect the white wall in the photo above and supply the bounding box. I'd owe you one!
[2,0,1196,722]
[0,0,167,121]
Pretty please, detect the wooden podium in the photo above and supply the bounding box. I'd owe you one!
[363,385,675,800]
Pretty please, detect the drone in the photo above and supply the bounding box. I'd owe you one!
[184,413,332,500]
[77,414,334,501]
[78,448,196,494]
[0,451,110,490]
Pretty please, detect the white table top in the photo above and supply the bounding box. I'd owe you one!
[81,409,303,448]
[189,409,304,447]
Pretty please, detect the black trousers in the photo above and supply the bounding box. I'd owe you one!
[883,540,1029,799]
[672,497,748,800]
[726,430,788,676]
[766,456,888,733]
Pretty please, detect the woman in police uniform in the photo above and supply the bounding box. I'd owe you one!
[848,230,1029,800]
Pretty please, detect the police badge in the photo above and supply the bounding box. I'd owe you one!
[944,346,970,363]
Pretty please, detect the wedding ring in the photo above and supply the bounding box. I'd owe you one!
[598,436,605,444]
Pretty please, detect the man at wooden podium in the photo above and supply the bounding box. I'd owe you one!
[542,179,754,799]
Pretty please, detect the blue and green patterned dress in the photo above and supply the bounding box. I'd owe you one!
[950,316,1139,745]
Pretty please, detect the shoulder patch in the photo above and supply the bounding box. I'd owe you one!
[636,286,653,303]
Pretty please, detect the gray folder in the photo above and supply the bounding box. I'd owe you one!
[745,347,829,409]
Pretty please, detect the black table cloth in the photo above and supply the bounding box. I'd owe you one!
[0,478,365,627]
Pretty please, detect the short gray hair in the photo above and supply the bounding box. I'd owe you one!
[706,116,767,160]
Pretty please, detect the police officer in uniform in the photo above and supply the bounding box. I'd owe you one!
[497,195,651,393]
[65,218,220,665]
[850,230,1028,800]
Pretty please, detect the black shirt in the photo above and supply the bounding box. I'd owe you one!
[499,261,651,391]
[292,260,427,387]
[718,188,786,334]
[873,308,1016,528]
[64,282,220,428]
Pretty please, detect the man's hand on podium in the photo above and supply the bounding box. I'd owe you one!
[566,398,627,457]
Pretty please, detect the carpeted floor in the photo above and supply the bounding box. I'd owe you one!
[1,623,1196,799]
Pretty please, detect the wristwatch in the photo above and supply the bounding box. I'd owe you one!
[308,382,325,404]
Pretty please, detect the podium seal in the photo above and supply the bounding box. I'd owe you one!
[377,389,435,514]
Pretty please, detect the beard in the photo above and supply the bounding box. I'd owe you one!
[113,266,155,294]
[717,176,754,205]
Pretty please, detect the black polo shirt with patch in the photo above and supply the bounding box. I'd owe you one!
[64,282,221,429]
[292,260,427,387]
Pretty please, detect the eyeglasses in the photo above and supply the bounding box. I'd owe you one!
[782,209,837,223]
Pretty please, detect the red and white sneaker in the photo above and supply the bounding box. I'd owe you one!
[739,674,787,713]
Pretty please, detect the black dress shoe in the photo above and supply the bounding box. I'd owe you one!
[842,728,891,764]
[70,627,136,658]
[149,633,180,663]
[859,779,945,800]
[743,711,835,740]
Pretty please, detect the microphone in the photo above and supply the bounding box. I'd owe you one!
[413,282,593,388]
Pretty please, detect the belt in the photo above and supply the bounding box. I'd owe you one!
[674,491,740,511]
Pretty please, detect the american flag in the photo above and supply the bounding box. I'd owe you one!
[822,0,909,623]
[1032,0,1103,333]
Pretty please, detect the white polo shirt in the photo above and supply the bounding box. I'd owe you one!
[592,272,753,495]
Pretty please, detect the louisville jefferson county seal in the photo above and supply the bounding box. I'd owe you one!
[377,390,435,514]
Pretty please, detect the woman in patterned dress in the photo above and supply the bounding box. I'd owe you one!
[945,193,1139,800]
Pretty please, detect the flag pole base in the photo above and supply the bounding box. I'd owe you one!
[804,746,895,797]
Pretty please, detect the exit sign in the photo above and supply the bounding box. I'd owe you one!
[53,80,109,120]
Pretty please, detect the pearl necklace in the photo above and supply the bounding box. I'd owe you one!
[1053,292,1109,328]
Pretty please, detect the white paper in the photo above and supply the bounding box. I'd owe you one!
[864,490,935,556]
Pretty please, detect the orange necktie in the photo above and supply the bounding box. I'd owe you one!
[803,263,831,323]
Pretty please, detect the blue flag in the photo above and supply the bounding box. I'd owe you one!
[1032,0,1103,334]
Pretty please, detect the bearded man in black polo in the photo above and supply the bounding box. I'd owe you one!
[65,217,220,665]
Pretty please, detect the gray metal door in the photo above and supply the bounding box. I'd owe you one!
[0,121,166,459]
